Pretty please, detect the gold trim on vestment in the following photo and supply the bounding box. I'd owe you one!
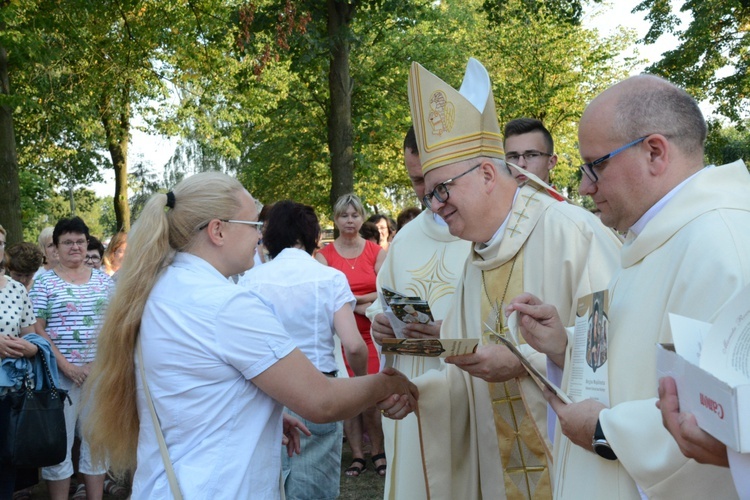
[482,249,552,500]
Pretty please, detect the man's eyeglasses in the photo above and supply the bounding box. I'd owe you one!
[422,164,481,211]
[505,151,552,163]
[198,219,264,232]
[579,136,647,183]
[85,255,101,263]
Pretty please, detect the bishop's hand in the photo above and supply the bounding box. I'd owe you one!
[506,293,567,368]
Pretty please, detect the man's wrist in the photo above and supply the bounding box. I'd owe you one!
[591,419,617,460]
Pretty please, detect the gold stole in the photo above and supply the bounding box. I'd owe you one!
[481,249,552,499]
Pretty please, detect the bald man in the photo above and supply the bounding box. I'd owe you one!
[512,75,750,499]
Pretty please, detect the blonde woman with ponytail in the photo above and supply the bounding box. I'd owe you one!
[85,172,417,499]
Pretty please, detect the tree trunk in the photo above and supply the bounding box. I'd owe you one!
[101,89,131,232]
[326,0,357,210]
[0,43,22,244]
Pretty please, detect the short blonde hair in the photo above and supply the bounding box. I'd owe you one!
[333,193,365,219]
[37,226,53,251]
[0,224,6,237]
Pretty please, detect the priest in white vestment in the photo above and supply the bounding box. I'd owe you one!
[386,58,622,500]
[366,127,472,500]
[511,75,750,499]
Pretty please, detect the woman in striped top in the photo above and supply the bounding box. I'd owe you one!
[30,216,114,500]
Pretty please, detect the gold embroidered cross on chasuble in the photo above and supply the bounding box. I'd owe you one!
[480,205,552,499]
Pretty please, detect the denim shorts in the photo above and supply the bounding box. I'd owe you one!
[281,409,343,500]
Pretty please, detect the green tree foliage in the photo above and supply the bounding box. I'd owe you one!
[4,0,642,233]
[635,0,750,122]
[22,186,108,242]
[481,0,639,197]
[234,0,638,217]
[483,0,604,26]
[235,0,439,217]
[7,0,295,235]
[705,120,750,167]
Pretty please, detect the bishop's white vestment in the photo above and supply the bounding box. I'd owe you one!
[416,182,622,499]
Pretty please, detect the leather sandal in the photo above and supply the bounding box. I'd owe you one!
[372,452,387,477]
[344,457,367,477]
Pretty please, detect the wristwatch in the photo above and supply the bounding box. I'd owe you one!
[592,419,617,460]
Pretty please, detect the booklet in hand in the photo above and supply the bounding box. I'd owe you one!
[381,338,480,358]
[485,321,572,404]
[389,298,434,325]
[378,286,433,339]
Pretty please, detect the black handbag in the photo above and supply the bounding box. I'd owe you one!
[0,352,70,468]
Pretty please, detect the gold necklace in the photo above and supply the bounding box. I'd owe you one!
[338,239,363,270]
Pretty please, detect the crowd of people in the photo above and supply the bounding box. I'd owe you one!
[1,54,749,500]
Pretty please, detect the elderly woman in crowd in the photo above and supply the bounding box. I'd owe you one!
[84,172,416,499]
[316,194,388,477]
[0,225,41,498]
[29,217,115,500]
[102,231,127,277]
[366,214,394,252]
[240,200,369,499]
[85,236,105,271]
[5,241,44,291]
[34,226,58,279]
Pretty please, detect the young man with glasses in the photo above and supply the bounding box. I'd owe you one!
[380,57,621,499]
[510,74,750,499]
[503,118,558,185]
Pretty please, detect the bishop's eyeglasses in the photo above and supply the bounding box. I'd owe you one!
[422,164,480,211]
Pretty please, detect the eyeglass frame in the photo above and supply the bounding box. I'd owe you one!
[84,255,102,262]
[579,136,648,184]
[59,239,88,248]
[198,219,264,232]
[505,151,553,163]
[422,163,481,210]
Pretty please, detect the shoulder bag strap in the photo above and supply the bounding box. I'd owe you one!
[137,337,184,500]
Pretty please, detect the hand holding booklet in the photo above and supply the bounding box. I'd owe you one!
[657,284,750,452]
[484,319,572,404]
[381,337,481,358]
[378,286,435,339]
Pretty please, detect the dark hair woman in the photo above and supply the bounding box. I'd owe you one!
[240,200,369,498]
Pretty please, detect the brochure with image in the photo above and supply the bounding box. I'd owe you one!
[378,286,432,339]
[381,338,480,358]
[568,290,610,406]
[389,298,434,325]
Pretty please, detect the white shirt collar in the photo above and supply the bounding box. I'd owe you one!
[479,188,520,248]
[432,210,448,226]
[629,166,710,236]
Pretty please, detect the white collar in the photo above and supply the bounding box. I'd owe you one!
[629,166,709,236]
[432,210,448,226]
[478,188,520,248]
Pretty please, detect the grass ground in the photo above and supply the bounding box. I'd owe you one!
[338,439,385,500]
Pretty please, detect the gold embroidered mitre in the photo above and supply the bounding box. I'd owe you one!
[408,58,505,175]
